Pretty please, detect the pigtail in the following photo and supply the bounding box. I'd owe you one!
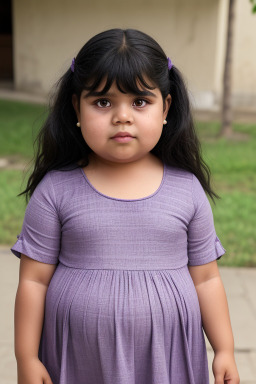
[152,66,219,203]
[18,70,91,203]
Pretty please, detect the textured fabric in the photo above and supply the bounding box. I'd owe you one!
[11,163,226,384]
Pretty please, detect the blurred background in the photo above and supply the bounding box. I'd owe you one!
[0,0,256,383]
[1,0,256,110]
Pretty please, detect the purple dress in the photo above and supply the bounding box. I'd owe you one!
[11,163,225,384]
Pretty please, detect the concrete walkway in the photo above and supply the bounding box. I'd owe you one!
[0,87,47,105]
[0,247,256,383]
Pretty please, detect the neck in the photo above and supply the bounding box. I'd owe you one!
[87,153,162,175]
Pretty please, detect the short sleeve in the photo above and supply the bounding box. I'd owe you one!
[187,175,226,266]
[10,172,61,264]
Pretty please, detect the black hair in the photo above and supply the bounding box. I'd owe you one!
[19,28,219,203]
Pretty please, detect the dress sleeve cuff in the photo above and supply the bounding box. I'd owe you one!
[10,234,58,264]
[215,235,226,260]
[188,235,226,266]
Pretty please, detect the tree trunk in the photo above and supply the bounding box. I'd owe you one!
[219,0,236,137]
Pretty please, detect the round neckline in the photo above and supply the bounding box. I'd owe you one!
[79,162,167,202]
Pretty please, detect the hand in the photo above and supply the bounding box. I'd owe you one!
[212,351,240,384]
[17,357,53,384]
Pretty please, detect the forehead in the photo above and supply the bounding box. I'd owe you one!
[82,77,160,98]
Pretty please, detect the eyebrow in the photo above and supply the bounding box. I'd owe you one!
[84,90,157,98]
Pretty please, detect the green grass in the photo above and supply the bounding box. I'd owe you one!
[0,99,47,159]
[0,169,29,244]
[212,191,256,266]
[1,99,256,266]
[196,121,256,266]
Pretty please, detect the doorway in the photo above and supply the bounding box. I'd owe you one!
[0,0,13,81]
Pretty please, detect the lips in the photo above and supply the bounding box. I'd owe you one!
[111,132,134,138]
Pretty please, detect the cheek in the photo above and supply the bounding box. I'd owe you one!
[80,110,105,139]
[143,111,164,132]
[144,105,164,123]
[80,120,107,149]
[81,125,99,144]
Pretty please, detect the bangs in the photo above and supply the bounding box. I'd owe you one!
[83,49,156,96]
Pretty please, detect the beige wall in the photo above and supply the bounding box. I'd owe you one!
[232,0,256,107]
[13,0,221,109]
[12,0,256,109]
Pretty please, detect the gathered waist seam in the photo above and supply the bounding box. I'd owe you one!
[57,261,188,271]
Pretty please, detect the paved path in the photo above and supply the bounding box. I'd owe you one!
[0,247,256,383]
[0,87,47,104]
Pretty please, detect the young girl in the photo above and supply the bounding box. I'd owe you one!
[11,28,240,384]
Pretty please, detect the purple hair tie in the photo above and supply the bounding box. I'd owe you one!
[71,58,75,72]
[167,57,173,70]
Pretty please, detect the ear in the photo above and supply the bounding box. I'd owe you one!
[163,94,172,119]
[72,94,80,121]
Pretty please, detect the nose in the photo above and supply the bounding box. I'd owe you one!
[112,104,134,125]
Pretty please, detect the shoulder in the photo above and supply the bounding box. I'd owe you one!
[164,163,194,188]
[163,164,194,213]
[46,165,82,188]
[31,165,82,207]
[165,166,211,215]
[164,164,204,192]
[164,164,207,211]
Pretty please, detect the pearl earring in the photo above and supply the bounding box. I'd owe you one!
[76,122,81,127]
[163,119,167,125]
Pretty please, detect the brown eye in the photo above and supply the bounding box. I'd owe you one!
[133,99,147,107]
[96,99,111,108]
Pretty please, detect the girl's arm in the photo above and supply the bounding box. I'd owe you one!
[15,254,57,384]
[189,260,240,384]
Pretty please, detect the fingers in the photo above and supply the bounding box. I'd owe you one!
[226,378,240,384]
[214,374,224,384]
[214,373,240,384]
[43,374,54,384]
[43,379,53,384]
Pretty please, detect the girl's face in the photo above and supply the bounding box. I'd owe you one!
[72,80,171,165]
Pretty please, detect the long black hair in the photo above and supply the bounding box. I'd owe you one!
[19,28,219,203]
